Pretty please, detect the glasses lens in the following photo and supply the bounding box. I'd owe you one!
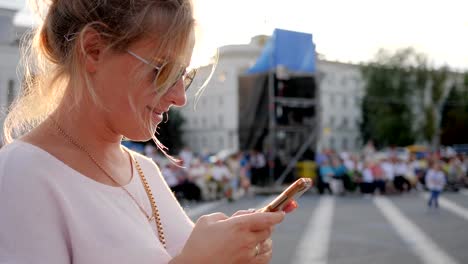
[152,59,197,92]
[184,69,197,91]
[154,62,173,87]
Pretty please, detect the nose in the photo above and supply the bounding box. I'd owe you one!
[163,78,187,107]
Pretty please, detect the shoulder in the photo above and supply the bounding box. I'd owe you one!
[0,141,55,185]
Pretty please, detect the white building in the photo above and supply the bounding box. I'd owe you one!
[0,2,25,143]
[181,36,265,154]
[316,60,365,152]
[181,36,365,154]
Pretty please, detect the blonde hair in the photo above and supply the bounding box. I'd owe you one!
[4,0,196,148]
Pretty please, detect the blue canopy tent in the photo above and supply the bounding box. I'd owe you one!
[247,28,316,75]
[238,29,318,186]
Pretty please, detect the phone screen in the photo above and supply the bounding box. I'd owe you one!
[258,178,312,212]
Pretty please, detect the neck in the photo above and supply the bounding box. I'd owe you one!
[50,91,124,160]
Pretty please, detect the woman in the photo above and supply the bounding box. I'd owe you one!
[0,0,295,263]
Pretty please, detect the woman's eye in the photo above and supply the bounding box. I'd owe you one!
[151,69,160,82]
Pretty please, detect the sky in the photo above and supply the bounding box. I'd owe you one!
[9,0,468,70]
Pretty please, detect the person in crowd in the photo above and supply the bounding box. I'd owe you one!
[187,157,209,200]
[0,0,296,262]
[446,157,464,191]
[250,149,267,186]
[318,159,334,194]
[239,151,253,196]
[211,158,233,200]
[393,157,412,192]
[166,160,201,202]
[371,159,386,195]
[360,161,375,196]
[178,146,194,170]
[426,162,446,209]
[381,157,395,194]
[342,154,361,192]
[331,157,347,195]
[226,152,243,200]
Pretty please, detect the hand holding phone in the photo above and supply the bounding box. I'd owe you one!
[258,178,312,213]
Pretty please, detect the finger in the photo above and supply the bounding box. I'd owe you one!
[283,200,298,213]
[251,247,272,264]
[259,238,272,254]
[197,212,228,224]
[252,229,272,243]
[232,211,285,231]
[232,209,256,217]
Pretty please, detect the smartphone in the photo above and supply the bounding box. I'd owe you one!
[258,178,313,213]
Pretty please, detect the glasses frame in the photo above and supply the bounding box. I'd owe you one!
[127,50,196,91]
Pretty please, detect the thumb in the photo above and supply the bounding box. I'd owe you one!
[231,211,285,231]
[197,212,229,225]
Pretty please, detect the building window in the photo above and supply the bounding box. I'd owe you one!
[342,96,347,108]
[341,77,347,87]
[329,94,335,105]
[219,136,224,149]
[218,115,223,127]
[228,132,234,149]
[7,79,15,106]
[202,117,207,127]
[342,117,348,129]
[328,73,334,85]
[342,138,348,150]
[329,116,335,128]
[330,137,335,150]
[355,137,361,149]
[219,96,223,106]
[353,76,360,85]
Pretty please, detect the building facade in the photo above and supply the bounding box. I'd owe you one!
[316,60,365,152]
[0,4,25,143]
[181,37,264,154]
[180,36,365,154]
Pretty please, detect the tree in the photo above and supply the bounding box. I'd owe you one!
[424,67,452,148]
[360,48,457,149]
[440,73,468,145]
[155,109,186,154]
[360,48,419,147]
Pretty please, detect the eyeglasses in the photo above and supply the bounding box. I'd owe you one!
[127,50,197,91]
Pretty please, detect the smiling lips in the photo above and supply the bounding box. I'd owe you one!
[147,106,167,123]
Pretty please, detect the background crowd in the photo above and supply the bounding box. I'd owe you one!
[125,141,468,205]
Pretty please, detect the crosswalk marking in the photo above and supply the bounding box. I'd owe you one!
[292,196,335,264]
[422,193,468,222]
[439,197,468,222]
[374,196,459,264]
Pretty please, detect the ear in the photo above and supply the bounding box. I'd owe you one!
[80,27,105,73]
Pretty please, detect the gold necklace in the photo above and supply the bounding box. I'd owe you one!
[50,118,167,248]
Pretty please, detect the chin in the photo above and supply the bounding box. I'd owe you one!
[122,126,157,142]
